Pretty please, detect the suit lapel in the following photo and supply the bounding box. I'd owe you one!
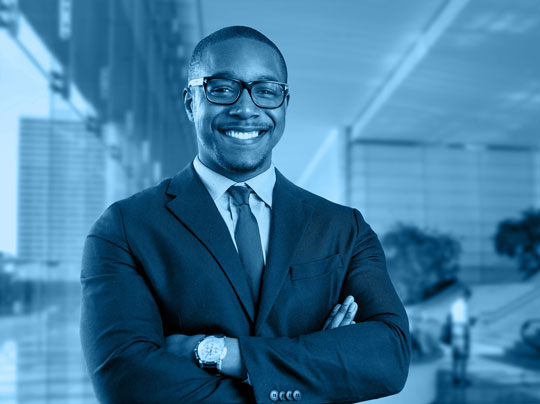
[165,163,256,323]
[254,170,314,334]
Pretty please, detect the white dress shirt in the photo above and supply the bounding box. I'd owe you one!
[192,156,275,263]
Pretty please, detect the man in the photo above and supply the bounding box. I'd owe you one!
[80,26,410,404]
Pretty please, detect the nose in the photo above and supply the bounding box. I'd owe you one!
[228,88,259,118]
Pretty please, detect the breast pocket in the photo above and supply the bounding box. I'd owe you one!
[290,253,343,280]
[271,253,345,336]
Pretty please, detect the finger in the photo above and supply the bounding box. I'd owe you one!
[329,296,354,329]
[323,304,340,329]
[323,304,341,329]
[338,302,357,327]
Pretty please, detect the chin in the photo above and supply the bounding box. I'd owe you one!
[220,154,267,174]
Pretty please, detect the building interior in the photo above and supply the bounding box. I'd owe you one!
[0,0,539,403]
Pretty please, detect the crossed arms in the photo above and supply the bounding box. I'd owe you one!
[80,203,410,404]
[163,295,359,380]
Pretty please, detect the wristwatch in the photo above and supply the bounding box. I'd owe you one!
[194,334,227,375]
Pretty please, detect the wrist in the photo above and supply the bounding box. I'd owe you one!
[194,335,227,375]
[221,337,247,379]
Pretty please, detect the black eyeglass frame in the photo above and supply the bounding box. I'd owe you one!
[188,77,289,109]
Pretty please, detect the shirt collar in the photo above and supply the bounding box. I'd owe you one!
[193,156,276,207]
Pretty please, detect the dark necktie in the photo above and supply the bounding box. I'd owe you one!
[228,185,264,305]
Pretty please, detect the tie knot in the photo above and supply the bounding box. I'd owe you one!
[228,185,252,206]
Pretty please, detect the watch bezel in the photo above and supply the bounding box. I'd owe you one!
[194,335,227,373]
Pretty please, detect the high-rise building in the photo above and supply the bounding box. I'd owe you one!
[17,117,106,281]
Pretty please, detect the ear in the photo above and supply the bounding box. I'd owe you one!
[285,93,290,108]
[184,88,195,122]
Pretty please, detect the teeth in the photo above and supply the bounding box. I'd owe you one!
[224,130,261,139]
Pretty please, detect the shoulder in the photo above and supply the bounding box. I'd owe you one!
[91,177,173,233]
[115,177,173,212]
[277,172,361,228]
[276,170,374,239]
[295,185,352,216]
[301,187,370,232]
[280,180,379,253]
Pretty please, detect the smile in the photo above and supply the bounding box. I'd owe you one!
[221,129,266,140]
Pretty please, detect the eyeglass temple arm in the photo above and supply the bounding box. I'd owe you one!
[188,78,204,87]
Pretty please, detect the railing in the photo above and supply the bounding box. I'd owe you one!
[477,285,540,325]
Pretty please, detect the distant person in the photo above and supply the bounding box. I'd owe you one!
[80,26,410,403]
[450,287,472,386]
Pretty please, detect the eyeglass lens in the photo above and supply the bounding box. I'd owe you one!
[205,78,285,108]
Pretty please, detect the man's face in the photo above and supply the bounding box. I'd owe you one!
[185,38,288,179]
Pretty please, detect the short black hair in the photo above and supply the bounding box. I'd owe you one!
[188,26,288,82]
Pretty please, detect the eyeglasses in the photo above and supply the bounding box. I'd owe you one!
[188,77,289,109]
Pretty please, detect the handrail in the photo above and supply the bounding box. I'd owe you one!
[477,285,540,325]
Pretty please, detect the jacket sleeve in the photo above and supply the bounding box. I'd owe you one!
[80,203,254,404]
[238,208,411,404]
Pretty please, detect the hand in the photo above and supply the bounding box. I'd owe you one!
[164,333,205,363]
[322,295,357,330]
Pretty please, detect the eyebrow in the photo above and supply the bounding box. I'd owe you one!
[210,71,281,82]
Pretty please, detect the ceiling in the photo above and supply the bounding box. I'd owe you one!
[359,0,540,148]
[198,0,540,184]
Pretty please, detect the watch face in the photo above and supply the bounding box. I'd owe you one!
[197,337,224,363]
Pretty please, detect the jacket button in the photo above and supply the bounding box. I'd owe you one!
[279,391,286,401]
[293,390,302,400]
[286,390,294,400]
[269,390,279,401]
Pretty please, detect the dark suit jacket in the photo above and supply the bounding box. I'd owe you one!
[80,162,410,404]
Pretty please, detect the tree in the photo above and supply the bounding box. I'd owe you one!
[382,223,461,304]
[494,208,540,279]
